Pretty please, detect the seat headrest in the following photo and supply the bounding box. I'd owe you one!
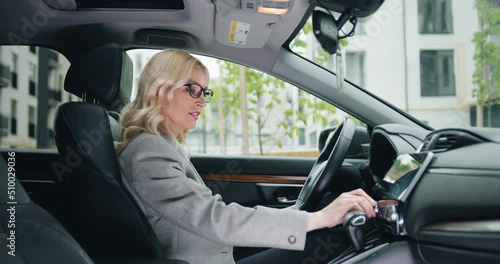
[64,43,133,112]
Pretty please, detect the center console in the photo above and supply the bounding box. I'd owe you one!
[329,151,434,264]
[373,152,434,236]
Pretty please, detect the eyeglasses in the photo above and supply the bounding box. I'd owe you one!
[184,83,214,103]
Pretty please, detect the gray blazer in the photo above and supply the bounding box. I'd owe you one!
[118,132,308,264]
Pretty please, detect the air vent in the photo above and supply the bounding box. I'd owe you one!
[419,139,430,152]
[433,132,460,151]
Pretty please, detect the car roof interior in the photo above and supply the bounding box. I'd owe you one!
[2,0,421,129]
[2,0,383,70]
[2,0,308,71]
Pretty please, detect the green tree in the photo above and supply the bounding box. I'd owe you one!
[210,60,288,155]
[210,20,340,155]
[472,0,500,127]
[210,60,241,154]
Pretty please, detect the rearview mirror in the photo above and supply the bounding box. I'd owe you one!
[311,0,385,18]
[312,10,339,55]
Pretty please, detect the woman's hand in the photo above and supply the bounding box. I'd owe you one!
[306,189,376,232]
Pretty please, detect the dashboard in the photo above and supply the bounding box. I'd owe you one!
[360,124,500,262]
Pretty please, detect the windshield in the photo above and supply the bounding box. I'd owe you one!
[290,0,500,129]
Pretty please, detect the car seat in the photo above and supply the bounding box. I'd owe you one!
[53,43,185,263]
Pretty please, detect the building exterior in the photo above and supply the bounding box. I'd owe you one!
[0,46,73,148]
[344,0,482,129]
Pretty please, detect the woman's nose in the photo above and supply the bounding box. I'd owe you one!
[196,97,207,107]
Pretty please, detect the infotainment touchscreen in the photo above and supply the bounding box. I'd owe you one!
[375,152,434,201]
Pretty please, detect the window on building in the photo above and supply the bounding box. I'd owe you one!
[418,0,453,34]
[11,53,18,89]
[28,106,36,138]
[346,52,365,87]
[298,89,304,114]
[298,128,306,145]
[29,46,37,54]
[0,114,7,137]
[0,62,8,88]
[10,100,17,135]
[420,50,456,96]
[51,74,63,101]
[29,62,37,96]
[309,131,317,148]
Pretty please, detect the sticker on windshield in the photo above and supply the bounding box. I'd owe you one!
[229,20,250,45]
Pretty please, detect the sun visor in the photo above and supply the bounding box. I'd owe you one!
[214,0,287,48]
[42,0,184,10]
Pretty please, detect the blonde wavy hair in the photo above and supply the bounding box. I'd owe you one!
[116,49,209,155]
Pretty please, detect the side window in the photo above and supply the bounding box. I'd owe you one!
[0,45,74,149]
[189,56,365,158]
[420,50,455,96]
[127,50,368,159]
[418,0,453,34]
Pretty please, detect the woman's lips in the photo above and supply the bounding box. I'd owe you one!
[189,112,200,120]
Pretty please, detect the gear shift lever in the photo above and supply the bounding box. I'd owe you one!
[343,211,367,253]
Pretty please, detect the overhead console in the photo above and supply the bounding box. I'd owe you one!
[214,0,301,48]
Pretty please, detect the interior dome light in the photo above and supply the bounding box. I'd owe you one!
[242,0,290,15]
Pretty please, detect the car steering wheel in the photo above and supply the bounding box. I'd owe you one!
[295,117,357,212]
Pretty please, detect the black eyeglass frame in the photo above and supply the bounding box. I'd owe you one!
[184,83,214,103]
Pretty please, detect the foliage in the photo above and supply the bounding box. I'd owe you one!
[472,0,500,127]
[208,60,241,151]
[209,20,340,155]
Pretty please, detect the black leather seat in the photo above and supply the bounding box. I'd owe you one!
[0,157,93,264]
[53,43,186,263]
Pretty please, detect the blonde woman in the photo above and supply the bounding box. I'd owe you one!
[117,49,376,264]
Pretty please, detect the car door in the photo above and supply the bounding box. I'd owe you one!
[192,127,371,210]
